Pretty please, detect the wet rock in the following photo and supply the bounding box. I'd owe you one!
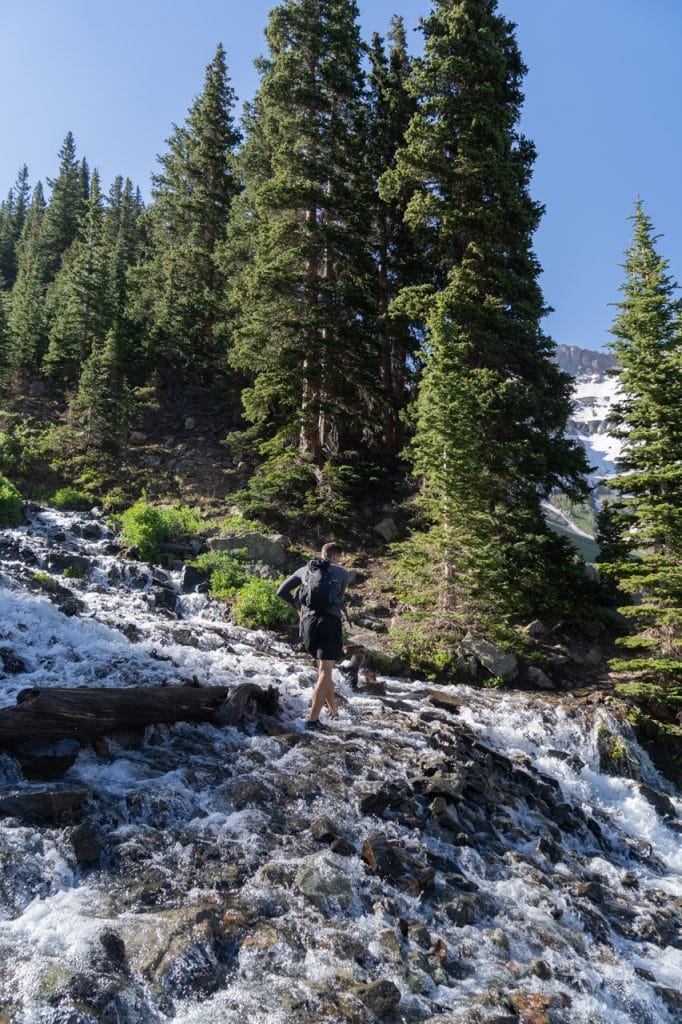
[0,647,28,674]
[119,903,225,995]
[58,597,85,617]
[310,815,340,843]
[99,929,126,969]
[459,633,517,678]
[536,837,565,863]
[653,984,682,1015]
[69,820,104,866]
[508,991,553,1024]
[361,833,434,894]
[638,782,677,820]
[329,836,355,857]
[14,738,81,780]
[82,523,102,540]
[228,780,272,809]
[354,978,401,1016]
[524,619,550,638]
[574,880,605,903]
[180,564,209,593]
[0,785,89,822]
[295,853,354,911]
[418,769,466,801]
[358,780,411,816]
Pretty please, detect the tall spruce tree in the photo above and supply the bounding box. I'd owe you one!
[41,133,87,279]
[8,182,49,380]
[0,165,29,286]
[367,18,423,456]
[71,324,132,447]
[0,276,9,383]
[43,170,113,387]
[229,0,376,471]
[598,202,682,692]
[382,0,590,627]
[130,43,240,384]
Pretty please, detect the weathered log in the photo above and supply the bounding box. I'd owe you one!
[0,683,280,749]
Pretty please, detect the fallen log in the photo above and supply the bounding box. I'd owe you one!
[0,683,280,749]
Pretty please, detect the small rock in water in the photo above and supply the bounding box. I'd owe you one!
[0,647,28,674]
[354,978,401,1016]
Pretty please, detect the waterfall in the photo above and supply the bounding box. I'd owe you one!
[0,508,680,1024]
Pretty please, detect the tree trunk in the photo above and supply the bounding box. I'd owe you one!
[0,683,280,749]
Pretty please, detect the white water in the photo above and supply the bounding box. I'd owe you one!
[0,508,680,1024]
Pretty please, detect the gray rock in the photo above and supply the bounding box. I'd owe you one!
[295,853,354,910]
[14,738,81,780]
[355,978,401,1016]
[184,417,195,430]
[207,531,288,566]
[0,647,28,674]
[373,517,398,542]
[525,619,550,638]
[69,821,104,866]
[527,666,555,689]
[460,633,517,678]
[0,785,89,822]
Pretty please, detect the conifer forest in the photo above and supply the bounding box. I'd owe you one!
[0,0,680,768]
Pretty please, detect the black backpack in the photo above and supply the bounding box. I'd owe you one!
[299,559,334,613]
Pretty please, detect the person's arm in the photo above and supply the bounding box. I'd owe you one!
[276,569,304,609]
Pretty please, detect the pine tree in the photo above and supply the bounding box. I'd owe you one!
[71,324,132,447]
[130,43,240,384]
[43,170,113,386]
[41,132,87,279]
[598,201,682,693]
[229,0,376,471]
[367,18,423,456]
[105,176,146,381]
[0,275,10,384]
[8,182,49,380]
[383,0,590,628]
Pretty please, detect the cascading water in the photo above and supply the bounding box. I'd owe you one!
[0,507,680,1024]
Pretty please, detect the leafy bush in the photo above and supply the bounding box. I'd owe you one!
[0,473,22,526]
[33,570,60,592]
[62,564,87,580]
[51,486,93,511]
[119,500,208,563]
[232,579,297,630]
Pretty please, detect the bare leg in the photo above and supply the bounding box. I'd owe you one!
[308,660,336,722]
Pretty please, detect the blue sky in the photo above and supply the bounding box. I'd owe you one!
[2,1,681,351]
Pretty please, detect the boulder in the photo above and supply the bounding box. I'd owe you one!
[0,648,28,674]
[527,666,555,690]
[295,853,354,910]
[0,785,89,822]
[373,517,398,542]
[459,633,518,678]
[207,531,288,567]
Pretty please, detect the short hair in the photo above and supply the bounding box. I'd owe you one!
[321,542,342,560]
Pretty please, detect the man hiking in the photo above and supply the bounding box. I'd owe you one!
[276,542,349,729]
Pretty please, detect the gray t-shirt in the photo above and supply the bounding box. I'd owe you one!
[277,561,349,618]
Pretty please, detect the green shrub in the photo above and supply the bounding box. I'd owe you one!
[62,564,87,580]
[119,500,208,563]
[0,473,22,526]
[33,571,60,592]
[51,486,93,511]
[232,579,297,630]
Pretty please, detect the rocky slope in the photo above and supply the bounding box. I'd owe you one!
[0,508,680,1023]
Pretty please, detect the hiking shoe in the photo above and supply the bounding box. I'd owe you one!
[305,719,328,731]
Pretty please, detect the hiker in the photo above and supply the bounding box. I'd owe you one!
[276,542,349,729]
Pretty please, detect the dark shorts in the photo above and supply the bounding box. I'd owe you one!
[301,613,343,662]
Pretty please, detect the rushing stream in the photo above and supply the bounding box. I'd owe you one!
[0,507,680,1024]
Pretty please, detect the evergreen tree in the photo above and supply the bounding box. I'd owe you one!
[41,132,87,278]
[43,170,113,386]
[367,18,423,456]
[229,0,376,469]
[383,0,590,627]
[0,275,10,384]
[105,176,146,379]
[0,166,30,287]
[8,182,49,380]
[130,43,240,384]
[598,201,682,692]
[71,324,132,447]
